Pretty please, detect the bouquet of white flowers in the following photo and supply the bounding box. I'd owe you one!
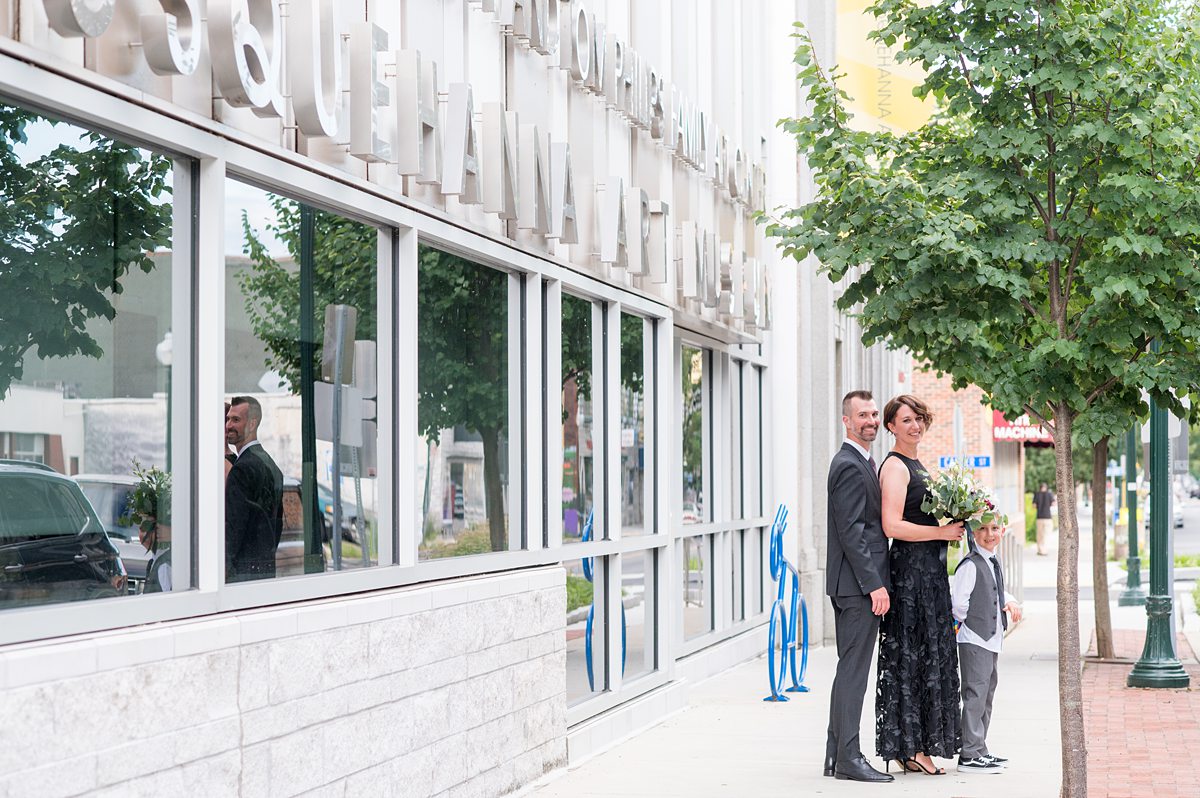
[919,460,1004,527]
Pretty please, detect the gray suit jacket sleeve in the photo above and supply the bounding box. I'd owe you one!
[830,460,885,595]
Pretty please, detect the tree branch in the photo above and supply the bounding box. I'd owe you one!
[1063,204,1096,322]
[1024,403,1056,437]
[1085,342,1152,405]
[1020,298,1052,326]
[1027,192,1051,226]
[957,52,978,95]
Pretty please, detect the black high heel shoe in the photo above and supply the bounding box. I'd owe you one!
[903,756,945,775]
[890,759,912,775]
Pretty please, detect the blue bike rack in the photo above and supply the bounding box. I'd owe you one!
[582,511,627,691]
[763,504,810,701]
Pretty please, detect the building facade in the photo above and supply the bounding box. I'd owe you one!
[0,2,903,796]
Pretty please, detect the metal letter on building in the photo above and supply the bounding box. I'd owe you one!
[647,200,671,285]
[624,187,651,276]
[518,124,551,233]
[548,142,579,243]
[727,146,747,204]
[702,231,719,308]
[43,0,115,38]
[758,264,772,330]
[395,50,441,185]
[744,257,761,330]
[210,0,284,117]
[443,84,482,204]
[511,0,550,54]
[567,5,592,82]
[587,20,606,94]
[680,222,701,301]
[290,0,342,138]
[599,176,628,267]
[718,242,735,314]
[483,104,519,220]
[729,248,745,318]
[141,0,203,76]
[350,23,390,163]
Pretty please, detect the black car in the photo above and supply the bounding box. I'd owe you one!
[73,474,151,588]
[0,461,127,608]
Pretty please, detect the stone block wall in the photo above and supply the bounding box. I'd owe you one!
[0,568,567,798]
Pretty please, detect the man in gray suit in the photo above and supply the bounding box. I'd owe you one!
[824,390,893,782]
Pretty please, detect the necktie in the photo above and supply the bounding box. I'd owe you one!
[991,556,1008,631]
[867,455,878,480]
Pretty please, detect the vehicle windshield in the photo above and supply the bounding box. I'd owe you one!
[0,477,98,541]
[77,482,136,538]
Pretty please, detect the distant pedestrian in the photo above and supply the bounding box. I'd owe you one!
[1032,483,1055,556]
[951,515,1022,774]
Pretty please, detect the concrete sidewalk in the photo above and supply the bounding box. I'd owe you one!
[521,509,1200,798]
[525,608,1062,797]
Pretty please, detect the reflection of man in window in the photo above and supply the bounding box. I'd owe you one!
[225,396,283,582]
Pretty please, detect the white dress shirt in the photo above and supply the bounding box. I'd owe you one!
[236,439,261,458]
[951,544,1016,654]
[843,438,871,462]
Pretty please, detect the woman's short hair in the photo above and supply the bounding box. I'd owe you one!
[883,394,934,430]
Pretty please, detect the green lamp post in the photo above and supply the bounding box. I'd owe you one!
[1118,426,1146,606]
[1127,389,1189,688]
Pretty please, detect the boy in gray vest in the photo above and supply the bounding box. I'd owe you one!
[951,515,1022,774]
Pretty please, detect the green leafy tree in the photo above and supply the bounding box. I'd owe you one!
[0,105,172,397]
[238,197,378,391]
[416,247,510,551]
[770,3,1200,794]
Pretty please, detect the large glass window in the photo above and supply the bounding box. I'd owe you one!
[681,346,707,524]
[225,182,380,581]
[682,535,713,639]
[0,102,182,604]
[621,315,648,536]
[561,294,595,545]
[565,556,605,704]
[416,245,515,559]
[623,549,656,681]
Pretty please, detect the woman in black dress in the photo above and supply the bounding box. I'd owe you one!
[875,394,965,775]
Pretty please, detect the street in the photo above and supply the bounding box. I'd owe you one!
[1172,496,1200,556]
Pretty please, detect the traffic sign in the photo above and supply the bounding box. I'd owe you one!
[939,455,991,469]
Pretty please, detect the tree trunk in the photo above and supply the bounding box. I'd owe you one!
[479,426,507,552]
[1092,438,1115,659]
[1053,406,1087,798]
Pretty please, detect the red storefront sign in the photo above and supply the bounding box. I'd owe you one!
[992,410,1055,443]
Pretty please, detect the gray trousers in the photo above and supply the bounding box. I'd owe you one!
[826,594,880,764]
[959,642,999,758]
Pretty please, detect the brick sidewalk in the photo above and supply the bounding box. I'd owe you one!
[1084,629,1200,798]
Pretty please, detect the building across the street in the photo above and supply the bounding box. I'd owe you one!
[0,3,905,796]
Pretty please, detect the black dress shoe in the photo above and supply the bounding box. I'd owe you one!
[823,755,836,777]
[834,756,895,783]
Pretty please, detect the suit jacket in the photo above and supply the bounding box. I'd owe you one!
[226,443,284,582]
[825,442,891,597]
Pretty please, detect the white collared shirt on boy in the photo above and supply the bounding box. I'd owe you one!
[950,544,1016,654]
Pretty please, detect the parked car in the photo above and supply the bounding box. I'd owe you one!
[318,483,366,545]
[73,474,150,589]
[0,461,127,607]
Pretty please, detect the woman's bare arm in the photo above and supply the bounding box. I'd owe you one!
[880,457,964,543]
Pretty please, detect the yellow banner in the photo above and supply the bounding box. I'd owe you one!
[835,0,935,133]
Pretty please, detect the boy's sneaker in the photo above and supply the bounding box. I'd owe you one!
[958,757,1003,774]
[983,754,1008,766]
